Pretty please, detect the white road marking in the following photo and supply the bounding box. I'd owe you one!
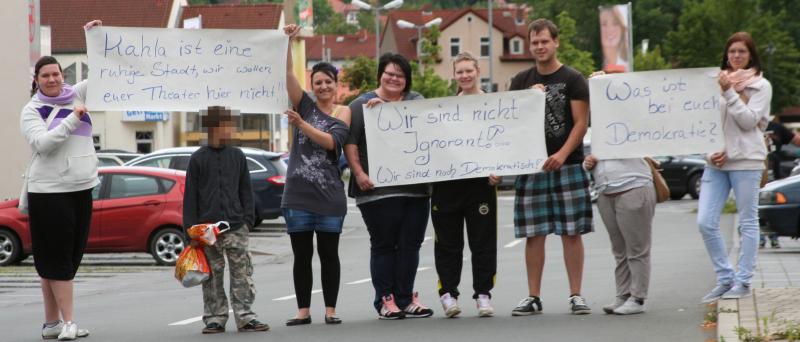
[346,278,372,285]
[417,267,431,271]
[504,239,523,248]
[169,309,232,326]
[272,289,322,301]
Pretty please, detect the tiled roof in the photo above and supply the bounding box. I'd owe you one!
[42,0,174,53]
[328,0,359,14]
[384,9,463,59]
[180,4,283,29]
[304,32,376,60]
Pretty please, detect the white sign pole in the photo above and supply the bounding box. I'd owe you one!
[363,89,548,187]
[85,26,289,113]
[589,67,724,159]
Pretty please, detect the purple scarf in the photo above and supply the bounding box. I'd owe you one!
[37,84,76,105]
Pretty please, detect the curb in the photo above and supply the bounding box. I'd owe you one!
[717,298,739,341]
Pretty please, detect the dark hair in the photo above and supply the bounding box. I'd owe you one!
[377,53,412,93]
[721,32,762,74]
[32,56,62,96]
[311,62,338,83]
[528,18,559,40]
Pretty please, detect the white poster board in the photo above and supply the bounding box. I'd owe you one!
[86,26,289,113]
[589,67,724,159]
[363,89,548,187]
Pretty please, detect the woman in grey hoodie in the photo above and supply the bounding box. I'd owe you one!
[697,32,772,303]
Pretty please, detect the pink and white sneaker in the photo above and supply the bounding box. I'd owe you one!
[379,294,405,320]
[476,294,495,317]
[404,292,434,318]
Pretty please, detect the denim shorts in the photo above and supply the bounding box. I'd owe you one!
[282,208,344,234]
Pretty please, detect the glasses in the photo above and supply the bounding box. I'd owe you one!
[383,71,406,80]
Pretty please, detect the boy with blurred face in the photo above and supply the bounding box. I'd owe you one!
[183,106,267,334]
[508,19,593,316]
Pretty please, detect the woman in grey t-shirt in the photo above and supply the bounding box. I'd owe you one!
[281,25,351,326]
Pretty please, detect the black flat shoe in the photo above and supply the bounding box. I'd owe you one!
[285,317,312,326]
[325,316,342,325]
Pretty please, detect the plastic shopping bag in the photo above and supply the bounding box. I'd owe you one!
[186,221,230,246]
[174,244,210,288]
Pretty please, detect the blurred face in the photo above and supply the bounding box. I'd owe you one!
[600,10,623,49]
[454,60,480,92]
[311,71,337,102]
[529,30,559,64]
[727,41,751,71]
[379,63,407,95]
[36,64,63,97]
[209,119,236,141]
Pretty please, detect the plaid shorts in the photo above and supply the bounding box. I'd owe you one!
[514,164,594,237]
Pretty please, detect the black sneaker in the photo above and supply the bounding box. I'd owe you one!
[569,295,591,315]
[511,296,542,316]
[238,319,270,332]
[202,322,225,334]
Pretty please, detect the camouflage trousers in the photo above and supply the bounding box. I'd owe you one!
[202,226,257,328]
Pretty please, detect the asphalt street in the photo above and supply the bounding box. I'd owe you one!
[0,194,728,342]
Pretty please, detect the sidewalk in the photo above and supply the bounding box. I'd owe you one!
[717,238,800,341]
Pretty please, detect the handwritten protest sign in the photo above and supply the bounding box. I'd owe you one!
[85,26,288,113]
[589,67,724,159]
[363,89,547,187]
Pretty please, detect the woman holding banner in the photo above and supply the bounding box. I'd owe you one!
[344,53,434,320]
[698,32,772,303]
[432,52,499,318]
[281,24,351,326]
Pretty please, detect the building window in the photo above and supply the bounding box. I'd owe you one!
[480,37,490,57]
[450,37,460,57]
[136,131,154,154]
[81,62,89,81]
[63,63,76,85]
[92,134,101,151]
[510,38,523,55]
[346,11,358,25]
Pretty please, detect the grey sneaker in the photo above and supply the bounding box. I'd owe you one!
[602,296,629,314]
[569,295,591,315]
[42,321,89,339]
[721,284,751,299]
[701,283,733,303]
[613,298,644,315]
[511,296,542,316]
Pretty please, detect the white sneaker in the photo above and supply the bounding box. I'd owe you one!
[42,321,89,340]
[440,293,461,318]
[613,298,645,315]
[57,321,77,341]
[602,297,628,314]
[476,294,494,317]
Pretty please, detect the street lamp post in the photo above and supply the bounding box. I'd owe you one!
[396,17,442,63]
[351,0,404,65]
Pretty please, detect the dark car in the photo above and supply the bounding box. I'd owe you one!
[653,155,706,200]
[0,167,187,266]
[758,174,800,237]
[124,146,286,225]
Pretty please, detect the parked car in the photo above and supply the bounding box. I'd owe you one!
[652,155,706,200]
[97,149,143,166]
[0,167,187,266]
[124,146,286,225]
[758,174,800,237]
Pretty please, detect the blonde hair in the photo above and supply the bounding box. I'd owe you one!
[453,52,480,94]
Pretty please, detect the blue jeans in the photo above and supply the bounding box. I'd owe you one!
[697,167,761,287]
[282,208,344,234]
[358,196,430,312]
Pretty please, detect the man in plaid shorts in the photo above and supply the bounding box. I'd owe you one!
[508,18,593,316]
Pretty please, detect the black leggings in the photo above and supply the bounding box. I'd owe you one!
[290,231,341,308]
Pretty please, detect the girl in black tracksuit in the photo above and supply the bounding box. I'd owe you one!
[433,52,499,318]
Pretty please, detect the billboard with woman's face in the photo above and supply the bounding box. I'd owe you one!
[599,4,633,72]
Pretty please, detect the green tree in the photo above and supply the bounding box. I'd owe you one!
[357,11,376,33]
[663,0,800,111]
[316,13,359,34]
[554,11,596,76]
[341,55,377,103]
[411,25,452,98]
[632,45,670,71]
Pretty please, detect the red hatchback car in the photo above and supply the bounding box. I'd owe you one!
[0,166,187,266]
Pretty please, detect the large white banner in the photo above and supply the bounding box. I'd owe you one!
[363,89,548,187]
[589,67,724,159]
[86,26,289,113]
